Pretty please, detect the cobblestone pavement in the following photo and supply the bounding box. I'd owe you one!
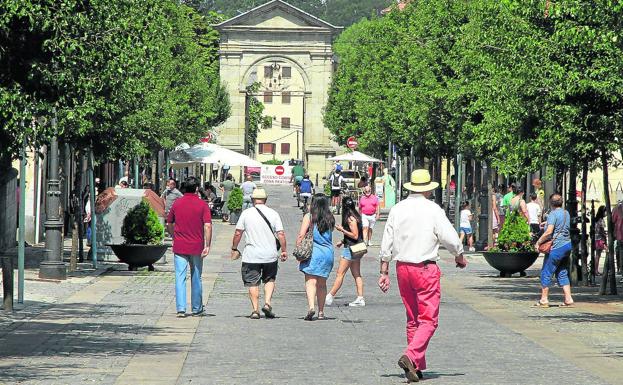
[1,185,621,385]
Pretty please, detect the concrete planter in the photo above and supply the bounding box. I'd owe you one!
[482,251,539,277]
[109,244,168,271]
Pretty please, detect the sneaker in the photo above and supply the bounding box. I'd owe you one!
[348,297,365,307]
[176,311,187,318]
[191,308,205,317]
[325,293,334,306]
[398,355,419,382]
[469,247,476,252]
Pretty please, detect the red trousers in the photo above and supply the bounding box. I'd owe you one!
[396,261,441,371]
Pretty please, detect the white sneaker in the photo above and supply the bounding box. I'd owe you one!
[348,297,365,307]
[325,293,334,306]
[469,247,475,252]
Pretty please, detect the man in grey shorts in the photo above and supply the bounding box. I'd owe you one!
[231,189,288,319]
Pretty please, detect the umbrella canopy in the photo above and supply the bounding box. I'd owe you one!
[327,151,382,163]
[172,142,262,167]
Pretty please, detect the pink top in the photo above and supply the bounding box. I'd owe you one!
[359,194,379,216]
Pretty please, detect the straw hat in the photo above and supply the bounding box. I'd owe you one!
[403,169,439,193]
[251,188,268,199]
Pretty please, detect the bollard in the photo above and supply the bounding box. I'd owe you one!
[1,256,14,311]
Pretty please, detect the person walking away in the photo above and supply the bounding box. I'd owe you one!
[359,185,380,246]
[221,164,230,182]
[534,193,574,307]
[491,186,501,244]
[459,201,475,252]
[299,174,314,209]
[335,161,343,173]
[219,174,235,222]
[509,186,530,222]
[594,206,608,276]
[162,178,183,216]
[329,170,345,214]
[291,161,305,197]
[611,199,623,275]
[527,193,542,238]
[378,169,467,382]
[297,194,335,320]
[357,175,369,189]
[240,175,257,211]
[166,177,212,317]
[532,178,545,210]
[231,188,288,319]
[326,197,366,308]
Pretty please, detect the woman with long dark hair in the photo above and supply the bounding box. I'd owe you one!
[326,196,365,307]
[595,205,608,276]
[297,194,335,320]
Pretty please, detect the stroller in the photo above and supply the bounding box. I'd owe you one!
[210,197,224,219]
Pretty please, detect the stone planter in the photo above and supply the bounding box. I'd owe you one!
[109,244,168,271]
[482,251,539,277]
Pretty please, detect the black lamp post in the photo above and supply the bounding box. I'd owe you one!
[475,162,489,251]
[39,108,67,280]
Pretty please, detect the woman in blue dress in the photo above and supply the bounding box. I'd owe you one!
[297,194,335,321]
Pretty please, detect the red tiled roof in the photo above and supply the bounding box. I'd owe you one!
[381,0,411,15]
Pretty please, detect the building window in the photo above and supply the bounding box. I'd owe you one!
[282,66,291,78]
[263,91,273,103]
[281,143,290,155]
[264,66,273,78]
[282,91,291,104]
[259,143,275,154]
[281,117,290,129]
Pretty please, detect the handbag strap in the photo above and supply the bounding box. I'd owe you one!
[255,207,277,238]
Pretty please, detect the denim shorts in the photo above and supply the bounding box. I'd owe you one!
[342,247,353,261]
[460,227,473,235]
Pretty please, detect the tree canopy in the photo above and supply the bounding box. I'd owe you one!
[0,0,229,164]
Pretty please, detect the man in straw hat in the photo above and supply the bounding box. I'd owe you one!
[231,188,288,319]
[378,169,467,382]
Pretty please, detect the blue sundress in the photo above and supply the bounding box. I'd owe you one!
[299,225,334,278]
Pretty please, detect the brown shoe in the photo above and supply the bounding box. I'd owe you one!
[398,355,419,382]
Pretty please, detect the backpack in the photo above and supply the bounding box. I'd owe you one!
[332,174,341,188]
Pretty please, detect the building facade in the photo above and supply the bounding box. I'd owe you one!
[214,0,342,177]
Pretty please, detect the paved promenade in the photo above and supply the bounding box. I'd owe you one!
[1,185,622,385]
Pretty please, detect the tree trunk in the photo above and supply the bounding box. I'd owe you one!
[599,151,618,295]
[580,161,589,286]
[566,163,579,285]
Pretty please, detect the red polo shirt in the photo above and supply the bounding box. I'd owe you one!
[166,193,211,255]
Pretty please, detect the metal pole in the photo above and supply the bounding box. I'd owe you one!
[454,153,463,231]
[39,108,67,280]
[88,149,98,269]
[476,161,489,251]
[18,126,27,303]
[134,158,140,189]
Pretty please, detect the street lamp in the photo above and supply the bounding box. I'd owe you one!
[39,107,67,280]
[475,162,490,251]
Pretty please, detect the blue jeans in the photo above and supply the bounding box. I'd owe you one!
[540,242,572,288]
[174,254,204,313]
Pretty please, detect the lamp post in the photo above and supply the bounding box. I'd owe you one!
[475,162,489,251]
[39,108,67,280]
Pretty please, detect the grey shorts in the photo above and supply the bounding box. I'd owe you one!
[241,261,279,287]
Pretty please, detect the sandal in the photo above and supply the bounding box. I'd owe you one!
[560,302,575,308]
[317,311,325,320]
[250,311,260,319]
[262,304,276,319]
[304,308,315,321]
[533,300,550,308]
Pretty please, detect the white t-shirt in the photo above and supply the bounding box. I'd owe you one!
[236,204,284,263]
[527,202,542,224]
[240,181,256,197]
[460,209,472,228]
[330,174,344,190]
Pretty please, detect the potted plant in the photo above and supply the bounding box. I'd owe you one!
[109,200,168,271]
[227,187,243,224]
[482,210,539,277]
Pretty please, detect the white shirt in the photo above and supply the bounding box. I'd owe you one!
[380,194,464,263]
[527,202,542,224]
[329,174,344,190]
[240,181,257,197]
[235,204,284,263]
[460,209,472,228]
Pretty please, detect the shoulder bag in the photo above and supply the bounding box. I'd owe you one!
[348,220,367,259]
[255,207,281,251]
[293,219,313,262]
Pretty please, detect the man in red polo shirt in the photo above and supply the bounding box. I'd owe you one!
[166,177,212,317]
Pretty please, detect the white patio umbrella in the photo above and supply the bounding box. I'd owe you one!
[173,142,262,167]
[327,151,382,163]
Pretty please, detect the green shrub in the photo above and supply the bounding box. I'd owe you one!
[324,182,331,195]
[121,200,165,245]
[227,187,243,211]
[494,210,532,252]
[262,159,283,165]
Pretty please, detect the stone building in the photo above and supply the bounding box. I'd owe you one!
[214,0,343,177]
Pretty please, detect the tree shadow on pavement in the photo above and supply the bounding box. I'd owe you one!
[0,302,184,383]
